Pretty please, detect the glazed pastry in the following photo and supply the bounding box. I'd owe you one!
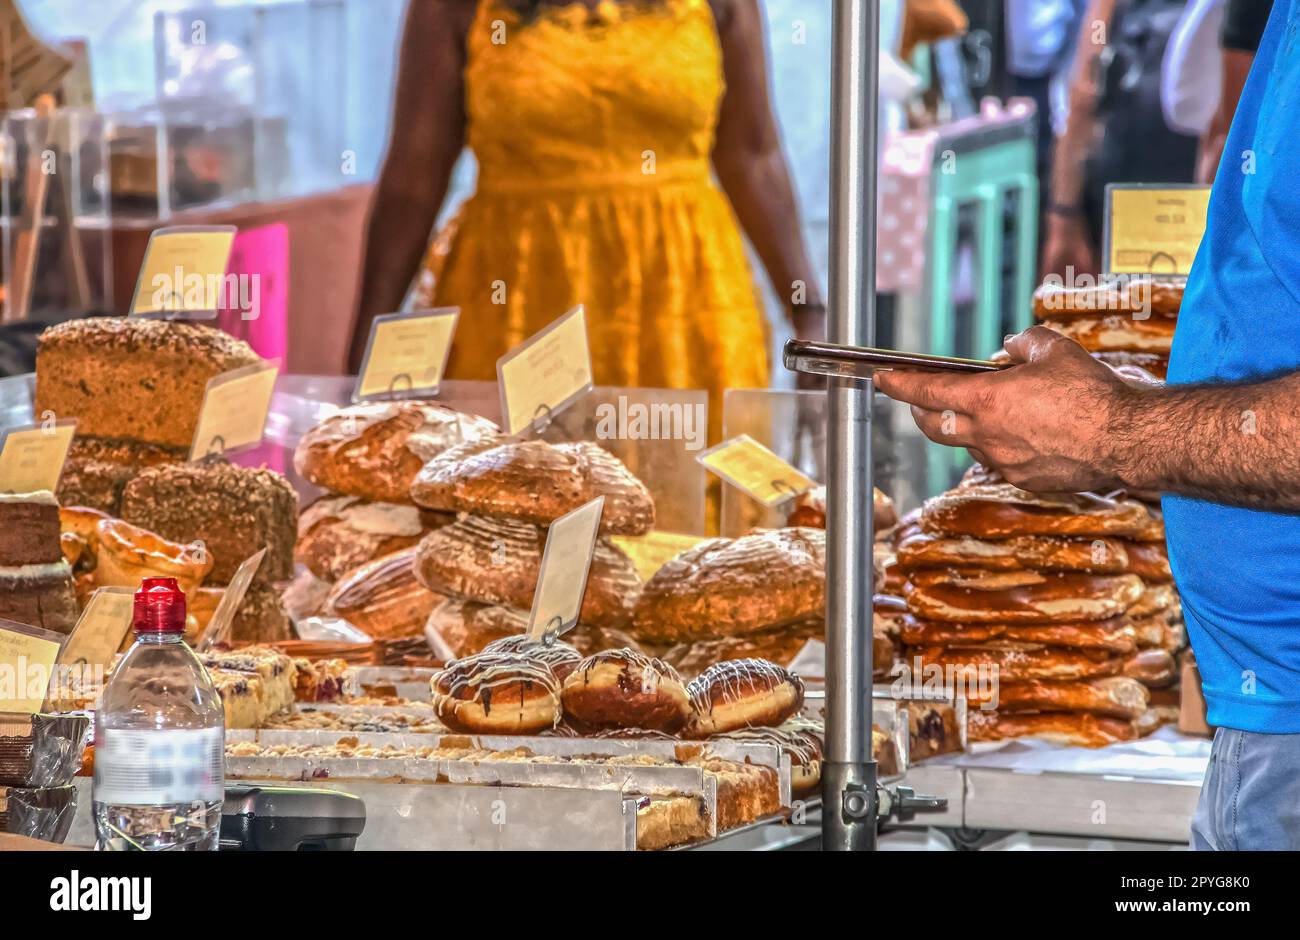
[430,651,562,734]
[685,659,805,736]
[561,649,692,733]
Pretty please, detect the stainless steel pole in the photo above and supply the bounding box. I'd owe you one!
[822,0,879,851]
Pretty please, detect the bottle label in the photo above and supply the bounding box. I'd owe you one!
[93,727,224,805]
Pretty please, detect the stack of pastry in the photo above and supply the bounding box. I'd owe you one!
[290,401,498,642]
[409,436,653,659]
[1029,277,1182,380]
[896,468,1183,747]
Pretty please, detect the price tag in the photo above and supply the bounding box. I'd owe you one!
[610,531,708,581]
[697,434,817,507]
[497,306,594,436]
[0,419,75,493]
[527,497,604,640]
[196,548,267,650]
[1104,184,1211,276]
[0,619,63,714]
[58,587,135,670]
[353,308,460,402]
[189,361,279,460]
[130,225,238,319]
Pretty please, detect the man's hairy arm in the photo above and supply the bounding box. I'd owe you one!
[1110,373,1300,509]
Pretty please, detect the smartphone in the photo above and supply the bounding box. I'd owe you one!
[783,339,1004,380]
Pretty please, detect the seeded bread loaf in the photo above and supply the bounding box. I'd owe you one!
[120,458,298,584]
[56,436,187,515]
[35,318,263,450]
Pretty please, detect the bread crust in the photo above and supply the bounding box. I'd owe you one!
[920,484,1154,539]
[900,613,1142,653]
[1040,314,1177,353]
[909,643,1123,681]
[293,401,497,504]
[296,495,450,581]
[1032,278,1182,320]
[411,438,654,535]
[897,530,1130,574]
[970,676,1149,720]
[414,515,641,628]
[632,528,825,644]
[35,318,262,449]
[326,547,444,641]
[968,709,1137,747]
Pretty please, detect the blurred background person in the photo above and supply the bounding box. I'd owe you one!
[1191,0,1273,182]
[1040,0,1198,277]
[348,0,825,441]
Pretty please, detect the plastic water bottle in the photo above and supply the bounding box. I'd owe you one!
[93,577,225,851]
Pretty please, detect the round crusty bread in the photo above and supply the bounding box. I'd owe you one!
[663,620,821,680]
[967,709,1137,747]
[896,530,1130,574]
[410,438,654,535]
[786,485,897,532]
[296,495,453,581]
[326,547,444,641]
[293,401,498,504]
[919,483,1155,540]
[413,515,642,628]
[1040,314,1177,353]
[903,571,1146,624]
[631,527,825,645]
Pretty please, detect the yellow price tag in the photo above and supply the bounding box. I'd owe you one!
[355,309,459,401]
[497,306,593,436]
[0,621,63,714]
[611,531,709,581]
[131,225,237,317]
[0,421,75,494]
[697,434,816,508]
[189,362,279,461]
[58,588,135,670]
[528,497,604,639]
[1106,186,1210,275]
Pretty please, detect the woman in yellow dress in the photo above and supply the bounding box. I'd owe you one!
[348,0,824,438]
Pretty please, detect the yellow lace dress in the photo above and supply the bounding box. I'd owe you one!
[416,0,770,439]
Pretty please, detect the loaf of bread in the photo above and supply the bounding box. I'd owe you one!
[423,597,528,662]
[632,528,825,645]
[662,621,821,680]
[120,458,298,584]
[56,436,187,515]
[35,318,263,449]
[786,485,898,532]
[411,438,655,535]
[296,495,452,581]
[414,515,642,628]
[227,582,291,643]
[326,547,444,641]
[293,401,498,504]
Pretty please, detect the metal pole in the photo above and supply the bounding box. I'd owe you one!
[822,0,879,851]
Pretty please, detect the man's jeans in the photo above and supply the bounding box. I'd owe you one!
[1191,727,1300,850]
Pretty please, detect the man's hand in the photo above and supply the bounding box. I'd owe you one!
[874,327,1137,492]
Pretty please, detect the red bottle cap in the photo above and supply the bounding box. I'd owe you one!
[133,577,187,635]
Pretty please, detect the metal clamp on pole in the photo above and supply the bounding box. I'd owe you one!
[821,0,880,852]
[877,785,949,824]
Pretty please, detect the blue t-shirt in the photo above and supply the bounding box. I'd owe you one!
[1166,0,1300,732]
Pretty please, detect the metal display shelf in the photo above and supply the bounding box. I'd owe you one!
[893,727,1211,845]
